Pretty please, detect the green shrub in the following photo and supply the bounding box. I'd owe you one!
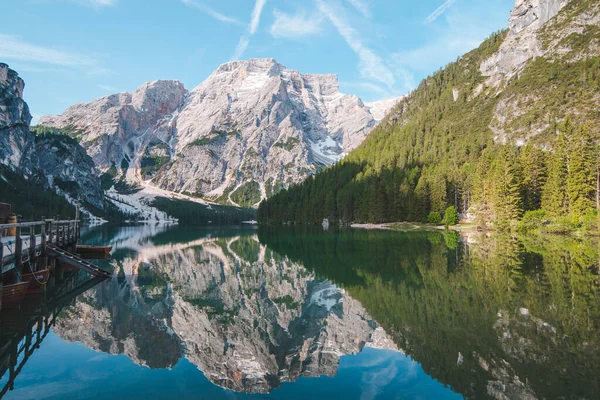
[443,206,460,226]
[517,210,547,232]
[582,209,598,231]
[427,211,442,225]
[543,215,579,234]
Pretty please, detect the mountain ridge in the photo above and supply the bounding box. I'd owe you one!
[39,58,400,208]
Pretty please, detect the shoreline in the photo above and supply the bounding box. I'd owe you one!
[350,222,478,233]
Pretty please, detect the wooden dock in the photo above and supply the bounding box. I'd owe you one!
[1,219,111,306]
[0,271,107,396]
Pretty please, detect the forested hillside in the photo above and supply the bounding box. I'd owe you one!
[258,0,600,230]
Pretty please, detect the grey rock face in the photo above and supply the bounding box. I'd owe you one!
[39,59,394,205]
[509,0,568,34]
[365,97,402,121]
[0,63,104,211]
[39,80,187,175]
[478,0,600,145]
[0,63,35,174]
[481,0,570,78]
[35,135,104,208]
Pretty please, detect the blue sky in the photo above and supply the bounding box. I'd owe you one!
[1,0,513,122]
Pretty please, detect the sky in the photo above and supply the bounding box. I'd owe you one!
[1,0,514,123]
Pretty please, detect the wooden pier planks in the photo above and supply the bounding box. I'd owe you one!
[46,245,111,278]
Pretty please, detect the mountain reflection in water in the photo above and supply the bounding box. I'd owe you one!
[1,224,599,400]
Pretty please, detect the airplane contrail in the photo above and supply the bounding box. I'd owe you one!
[425,0,458,23]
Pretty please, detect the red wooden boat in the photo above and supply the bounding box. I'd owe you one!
[1,282,30,310]
[22,267,51,294]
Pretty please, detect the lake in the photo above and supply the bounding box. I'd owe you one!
[1,225,598,399]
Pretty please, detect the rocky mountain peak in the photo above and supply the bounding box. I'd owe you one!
[38,59,399,207]
[481,0,579,78]
[130,79,187,115]
[0,63,31,129]
[0,63,27,102]
[509,0,570,34]
[215,57,281,76]
[0,63,104,212]
[0,63,34,173]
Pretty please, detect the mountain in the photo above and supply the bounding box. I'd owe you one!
[0,63,104,219]
[54,229,398,393]
[39,59,399,207]
[258,0,600,226]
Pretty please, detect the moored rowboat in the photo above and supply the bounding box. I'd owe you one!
[76,245,112,257]
[22,267,51,294]
[1,282,30,310]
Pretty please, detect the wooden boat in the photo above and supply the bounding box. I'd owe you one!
[76,245,112,259]
[22,268,51,294]
[1,282,30,310]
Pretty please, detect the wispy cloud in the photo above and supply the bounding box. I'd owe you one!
[340,81,392,98]
[67,0,117,8]
[316,0,394,88]
[231,0,268,61]
[83,0,117,6]
[346,0,371,19]
[269,9,323,39]
[97,84,118,92]
[250,0,267,34]
[425,0,458,23]
[181,0,243,25]
[0,34,97,67]
[86,67,113,76]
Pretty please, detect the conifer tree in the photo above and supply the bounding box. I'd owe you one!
[472,150,493,226]
[543,123,570,217]
[430,171,447,213]
[520,144,547,211]
[567,123,596,220]
[491,147,522,223]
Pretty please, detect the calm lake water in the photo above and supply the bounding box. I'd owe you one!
[1,225,599,399]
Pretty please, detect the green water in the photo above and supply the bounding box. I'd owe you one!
[1,225,599,399]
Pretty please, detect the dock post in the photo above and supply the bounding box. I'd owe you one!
[29,226,36,271]
[15,226,22,275]
[41,223,47,272]
[47,221,53,246]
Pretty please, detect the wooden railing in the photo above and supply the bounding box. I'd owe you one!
[0,219,80,273]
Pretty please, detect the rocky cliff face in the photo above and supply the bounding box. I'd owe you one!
[481,0,597,79]
[0,63,35,175]
[53,233,398,393]
[476,0,600,144]
[39,59,398,206]
[38,80,186,179]
[0,63,104,210]
[35,135,104,209]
